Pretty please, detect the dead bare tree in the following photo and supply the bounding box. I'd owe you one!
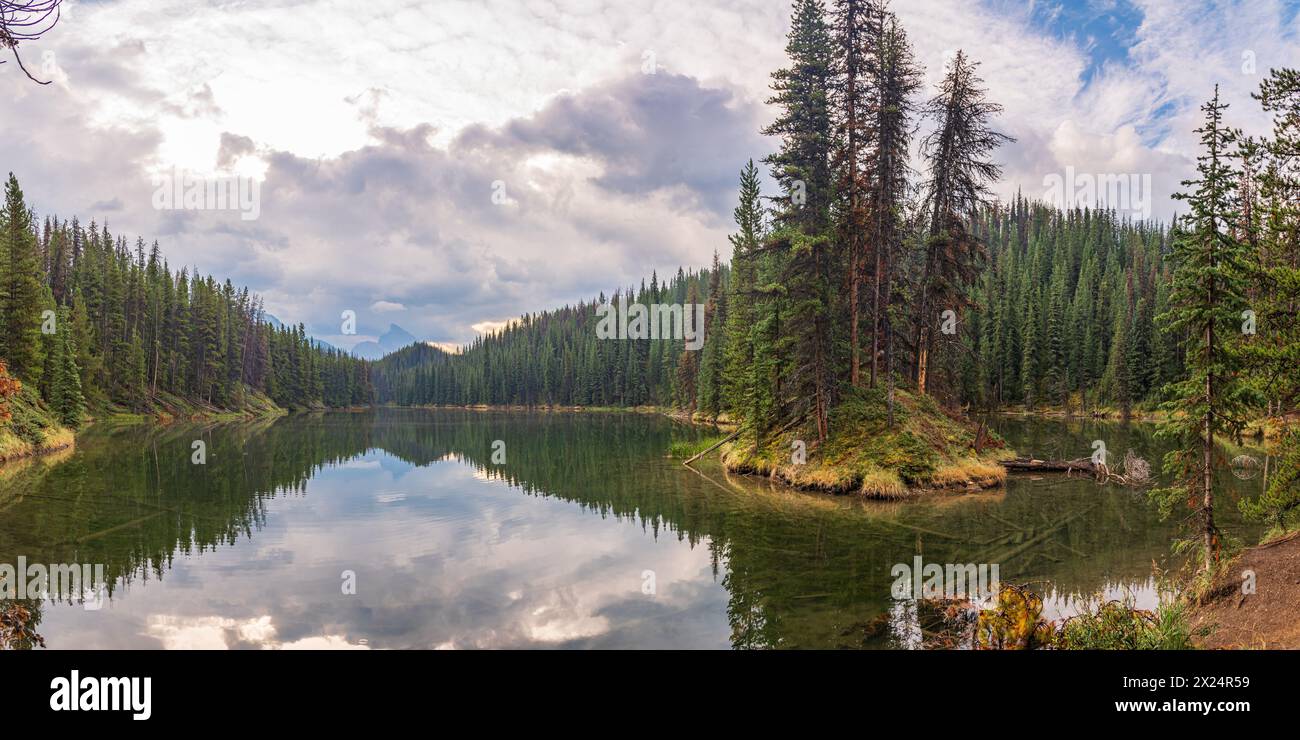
[1,1,62,84]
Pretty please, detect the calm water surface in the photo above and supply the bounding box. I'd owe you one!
[0,410,1269,649]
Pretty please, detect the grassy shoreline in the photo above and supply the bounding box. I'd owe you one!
[372,401,728,427]
[718,389,1015,499]
[86,388,289,426]
[1,387,293,466]
[0,385,76,464]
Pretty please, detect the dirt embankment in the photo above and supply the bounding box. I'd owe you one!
[1192,531,1300,649]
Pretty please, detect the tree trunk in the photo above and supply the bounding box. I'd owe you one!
[1203,323,1216,573]
[917,326,929,396]
[844,2,862,388]
[849,252,861,386]
[870,243,882,387]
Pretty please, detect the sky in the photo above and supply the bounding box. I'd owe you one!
[2,0,1297,351]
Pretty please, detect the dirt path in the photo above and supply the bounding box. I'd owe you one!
[1192,531,1300,649]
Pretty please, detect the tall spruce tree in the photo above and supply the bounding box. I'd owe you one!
[49,306,85,426]
[0,173,44,378]
[764,0,835,234]
[696,250,728,419]
[723,161,769,444]
[1239,68,1300,531]
[914,51,1011,397]
[762,0,838,439]
[829,0,872,387]
[863,2,921,390]
[1155,87,1253,572]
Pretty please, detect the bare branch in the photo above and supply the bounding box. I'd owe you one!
[0,1,63,84]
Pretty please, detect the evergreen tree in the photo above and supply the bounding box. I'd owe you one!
[723,161,768,444]
[863,2,922,389]
[696,251,728,419]
[829,0,871,386]
[0,173,44,378]
[913,52,1012,397]
[1154,88,1254,572]
[49,306,85,427]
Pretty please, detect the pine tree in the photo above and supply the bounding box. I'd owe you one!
[914,52,1012,396]
[761,0,838,439]
[764,0,834,233]
[863,2,922,389]
[49,306,85,427]
[696,251,728,419]
[1239,68,1300,533]
[1155,87,1254,572]
[0,173,45,378]
[1102,293,1131,415]
[829,0,871,386]
[723,161,767,442]
[1019,290,1040,408]
[1248,69,1300,413]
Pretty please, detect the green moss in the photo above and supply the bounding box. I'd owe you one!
[721,386,1013,497]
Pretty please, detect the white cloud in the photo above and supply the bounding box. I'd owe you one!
[425,340,461,354]
[3,0,1296,343]
[471,320,513,336]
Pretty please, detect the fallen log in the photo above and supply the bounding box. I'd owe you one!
[1002,456,1151,487]
[683,428,742,467]
[1001,457,1096,474]
[684,413,806,467]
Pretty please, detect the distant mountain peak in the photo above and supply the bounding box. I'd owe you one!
[382,323,415,341]
[350,322,418,360]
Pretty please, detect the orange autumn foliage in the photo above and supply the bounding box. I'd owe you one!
[0,360,22,422]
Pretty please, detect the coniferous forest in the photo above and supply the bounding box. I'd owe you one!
[7,0,1300,668]
[2,0,1298,566]
[367,0,1176,431]
[368,0,1300,559]
[0,172,372,429]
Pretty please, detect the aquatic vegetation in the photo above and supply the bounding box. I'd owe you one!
[970,584,1205,650]
[668,435,727,459]
[1055,599,1203,650]
[0,599,44,650]
[975,585,1055,650]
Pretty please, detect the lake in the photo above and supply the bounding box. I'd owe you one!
[0,410,1270,649]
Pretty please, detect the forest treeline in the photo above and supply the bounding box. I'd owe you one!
[963,200,1180,413]
[373,0,1300,554]
[376,0,999,428]
[1,1,1295,556]
[0,173,371,429]
[370,263,727,408]
[370,0,1174,428]
[370,200,1185,417]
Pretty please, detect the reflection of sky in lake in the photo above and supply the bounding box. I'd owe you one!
[16,412,1270,650]
[36,450,732,649]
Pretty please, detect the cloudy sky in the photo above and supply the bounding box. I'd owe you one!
[2,0,1297,350]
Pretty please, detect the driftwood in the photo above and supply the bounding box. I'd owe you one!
[1002,457,1096,473]
[1002,454,1152,487]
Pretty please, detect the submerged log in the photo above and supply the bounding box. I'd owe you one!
[683,428,742,467]
[1001,457,1096,474]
